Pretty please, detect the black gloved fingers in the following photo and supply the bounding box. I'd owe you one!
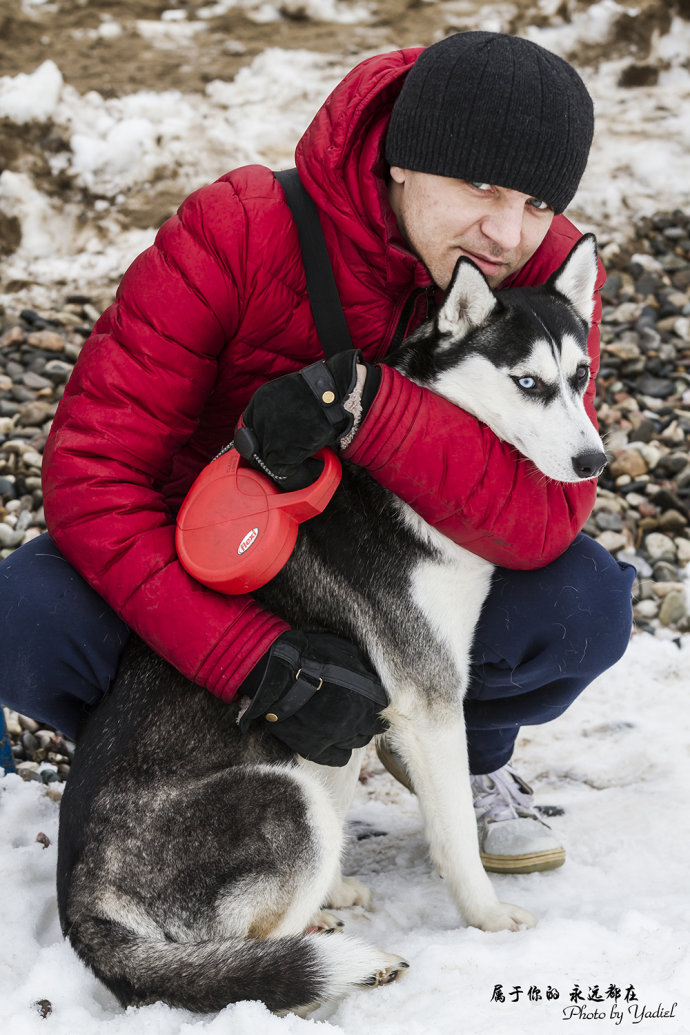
[238,629,389,766]
[258,682,388,766]
[238,349,382,485]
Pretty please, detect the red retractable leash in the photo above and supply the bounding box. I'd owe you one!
[177,169,351,595]
[176,446,342,595]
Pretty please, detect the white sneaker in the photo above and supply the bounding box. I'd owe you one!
[471,764,566,874]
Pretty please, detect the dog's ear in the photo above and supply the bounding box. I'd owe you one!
[436,258,497,341]
[550,233,598,327]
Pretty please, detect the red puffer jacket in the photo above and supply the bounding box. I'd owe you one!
[42,46,605,701]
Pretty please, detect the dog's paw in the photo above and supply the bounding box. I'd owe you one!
[325,875,372,910]
[360,952,410,988]
[476,902,537,932]
[304,910,345,935]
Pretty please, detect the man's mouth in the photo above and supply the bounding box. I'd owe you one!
[459,249,506,277]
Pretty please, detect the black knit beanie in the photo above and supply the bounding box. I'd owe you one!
[385,32,594,215]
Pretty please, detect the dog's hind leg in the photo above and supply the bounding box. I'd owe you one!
[65,759,407,1013]
[298,750,373,913]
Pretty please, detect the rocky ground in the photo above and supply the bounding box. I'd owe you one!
[3,207,690,782]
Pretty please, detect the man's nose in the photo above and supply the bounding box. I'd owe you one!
[481,199,524,251]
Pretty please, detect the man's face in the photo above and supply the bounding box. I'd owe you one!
[388,167,555,290]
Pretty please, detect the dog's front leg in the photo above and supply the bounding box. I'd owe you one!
[386,711,537,932]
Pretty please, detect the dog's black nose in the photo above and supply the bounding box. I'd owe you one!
[572,450,607,479]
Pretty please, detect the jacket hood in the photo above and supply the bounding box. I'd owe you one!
[295,47,430,290]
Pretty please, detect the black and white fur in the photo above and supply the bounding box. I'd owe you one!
[57,235,606,1014]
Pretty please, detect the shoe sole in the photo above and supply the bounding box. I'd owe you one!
[480,848,566,874]
[377,742,567,875]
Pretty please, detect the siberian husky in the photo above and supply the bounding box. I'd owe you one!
[57,234,606,1014]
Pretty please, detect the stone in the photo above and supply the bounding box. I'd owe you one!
[676,538,690,566]
[595,511,624,532]
[637,577,656,600]
[636,374,676,398]
[42,359,73,383]
[0,326,26,347]
[637,500,659,518]
[634,599,659,619]
[651,488,687,512]
[0,523,23,548]
[651,581,686,598]
[653,561,681,582]
[16,402,53,428]
[19,449,43,470]
[17,714,39,732]
[3,709,22,736]
[21,731,39,756]
[595,530,628,554]
[26,330,66,352]
[609,449,648,479]
[634,442,663,470]
[672,316,690,342]
[629,418,658,443]
[659,591,687,627]
[16,761,41,782]
[22,371,53,391]
[605,340,641,361]
[658,509,688,533]
[644,532,677,560]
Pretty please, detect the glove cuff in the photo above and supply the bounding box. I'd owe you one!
[239,630,388,733]
[299,354,358,435]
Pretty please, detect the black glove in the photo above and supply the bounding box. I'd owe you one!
[236,350,381,490]
[238,630,389,766]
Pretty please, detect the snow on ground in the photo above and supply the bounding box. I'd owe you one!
[0,48,358,306]
[1,632,690,1033]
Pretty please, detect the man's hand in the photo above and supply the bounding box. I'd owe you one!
[236,350,380,489]
[239,630,389,766]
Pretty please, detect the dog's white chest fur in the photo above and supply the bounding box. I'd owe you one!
[399,500,494,684]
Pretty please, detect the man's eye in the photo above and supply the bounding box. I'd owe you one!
[528,197,551,212]
[471,182,492,192]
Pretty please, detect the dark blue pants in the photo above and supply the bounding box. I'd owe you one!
[0,533,635,771]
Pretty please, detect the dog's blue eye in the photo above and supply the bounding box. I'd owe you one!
[577,366,589,383]
[518,376,536,390]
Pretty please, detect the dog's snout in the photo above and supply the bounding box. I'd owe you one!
[572,450,607,479]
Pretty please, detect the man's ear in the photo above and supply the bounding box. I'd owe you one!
[388,166,406,185]
[436,257,497,341]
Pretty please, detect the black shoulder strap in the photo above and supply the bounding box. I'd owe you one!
[275,168,353,359]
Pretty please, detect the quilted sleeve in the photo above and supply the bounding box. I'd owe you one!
[343,252,605,571]
[42,177,289,700]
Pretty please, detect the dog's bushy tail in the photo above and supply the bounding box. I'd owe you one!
[69,916,392,1013]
